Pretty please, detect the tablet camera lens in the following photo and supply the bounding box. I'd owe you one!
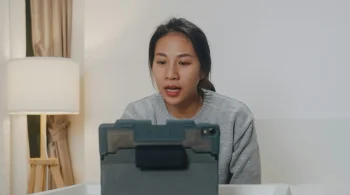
[202,128,215,136]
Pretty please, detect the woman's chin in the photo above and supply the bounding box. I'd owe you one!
[160,92,183,106]
[163,96,183,106]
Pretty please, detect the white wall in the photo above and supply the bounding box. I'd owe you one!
[256,118,350,184]
[69,0,86,184]
[83,0,350,184]
[0,0,10,194]
[8,0,29,194]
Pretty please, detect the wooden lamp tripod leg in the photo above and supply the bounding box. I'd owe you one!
[27,115,65,194]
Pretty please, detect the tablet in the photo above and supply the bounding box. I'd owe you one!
[99,119,220,195]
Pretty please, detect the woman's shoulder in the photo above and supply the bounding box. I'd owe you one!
[203,89,254,120]
[127,93,160,107]
[120,93,162,119]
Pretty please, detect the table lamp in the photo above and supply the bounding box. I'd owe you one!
[6,56,80,195]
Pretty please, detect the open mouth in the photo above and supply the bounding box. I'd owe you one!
[164,85,181,90]
[164,85,181,96]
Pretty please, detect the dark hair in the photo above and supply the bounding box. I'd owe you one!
[148,17,216,96]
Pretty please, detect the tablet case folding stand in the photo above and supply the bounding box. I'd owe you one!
[99,119,220,195]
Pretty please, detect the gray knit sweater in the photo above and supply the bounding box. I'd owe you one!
[120,89,261,184]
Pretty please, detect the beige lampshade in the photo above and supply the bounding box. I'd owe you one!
[7,57,80,115]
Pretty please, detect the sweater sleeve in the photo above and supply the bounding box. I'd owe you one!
[229,111,262,184]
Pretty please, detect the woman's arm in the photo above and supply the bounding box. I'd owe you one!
[229,115,262,184]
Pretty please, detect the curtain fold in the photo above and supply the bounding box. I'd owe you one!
[47,115,74,186]
[30,0,71,57]
[30,0,74,189]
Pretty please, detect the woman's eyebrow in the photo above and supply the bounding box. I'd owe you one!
[155,53,194,58]
[177,53,194,58]
[155,52,166,57]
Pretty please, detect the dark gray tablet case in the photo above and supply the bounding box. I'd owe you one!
[99,119,220,195]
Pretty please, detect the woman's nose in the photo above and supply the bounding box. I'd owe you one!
[165,65,179,80]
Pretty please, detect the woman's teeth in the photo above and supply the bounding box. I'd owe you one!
[166,89,180,91]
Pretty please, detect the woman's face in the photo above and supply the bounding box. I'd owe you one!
[152,33,203,107]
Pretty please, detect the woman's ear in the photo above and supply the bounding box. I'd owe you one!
[151,76,159,92]
[199,72,205,80]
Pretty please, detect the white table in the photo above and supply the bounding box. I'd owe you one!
[30,183,291,195]
[30,183,350,195]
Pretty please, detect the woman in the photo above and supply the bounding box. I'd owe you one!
[121,17,261,184]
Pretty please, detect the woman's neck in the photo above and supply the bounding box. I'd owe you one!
[165,94,203,119]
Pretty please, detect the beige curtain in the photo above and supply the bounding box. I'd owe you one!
[30,0,74,189]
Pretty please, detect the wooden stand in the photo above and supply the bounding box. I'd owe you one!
[27,115,65,193]
[27,158,65,193]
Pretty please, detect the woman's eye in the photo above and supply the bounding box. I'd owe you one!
[156,61,166,65]
[179,61,191,66]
